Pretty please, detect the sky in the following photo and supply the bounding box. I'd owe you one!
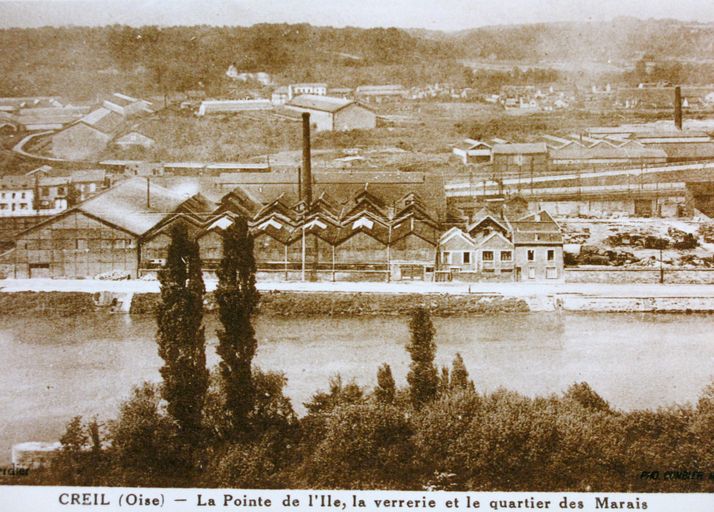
[1,0,714,30]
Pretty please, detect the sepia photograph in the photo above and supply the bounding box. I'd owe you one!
[1,0,714,508]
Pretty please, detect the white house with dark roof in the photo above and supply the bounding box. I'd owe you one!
[284,95,376,132]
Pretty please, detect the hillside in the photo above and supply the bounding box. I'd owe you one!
[449,17,714,61]
[0,24,459,99]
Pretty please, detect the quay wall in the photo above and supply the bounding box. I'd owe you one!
[2,289,714,315]
[565,267,714,284]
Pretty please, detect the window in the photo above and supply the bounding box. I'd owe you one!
[76,239,87,250]
[42,188,49,197]
[21,192,26,199]
[546,267,558,279]
[441,251,451,265]
[501,251,512,262]
[547,249,555,261]
[527,250,535,261]
[463,251,471,264]
[482,251,494,261]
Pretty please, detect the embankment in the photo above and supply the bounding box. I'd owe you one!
[3,288,714,315]
[130,290,530,316]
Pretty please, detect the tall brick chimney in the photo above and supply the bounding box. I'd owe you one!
[674,86,683,131]
[301,112,312,206]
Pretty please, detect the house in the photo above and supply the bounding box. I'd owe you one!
[511,210,564,281]
[51,108,125,160]
[284,95,376,132]
[8,178,215,278]
[115,131,156,150]
[355,85,406,103]
[287,83,327,100]
[452,138,492,164]
[437,204,563,282]
[491,143,549,177]
[0,176,34,215]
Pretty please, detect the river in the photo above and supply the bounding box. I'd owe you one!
[1,312,713,462]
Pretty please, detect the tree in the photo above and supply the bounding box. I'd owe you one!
[215,218,259,437]
[406,307,438,407]
[450,353,475,392]
[374,363,396,404]
[156,224,208,445]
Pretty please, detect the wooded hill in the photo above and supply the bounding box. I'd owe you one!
[2,18,714,100]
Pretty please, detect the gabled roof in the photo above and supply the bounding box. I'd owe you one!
[79,178,203,236]
[466,213,511,237]
[78,108,124,134]
[252,215,294,244]
[335,216,390,246]
[286,94,367,114]
[473,230,513,249]
[492,143,548,155]
[15,178,207,238]
[510,210,563,245]
[439,227,475,246]
[390,215,439,246]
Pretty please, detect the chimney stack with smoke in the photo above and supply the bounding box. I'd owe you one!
[674,86,683,131]
[301,112,312,206]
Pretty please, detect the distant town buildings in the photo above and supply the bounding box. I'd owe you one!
[355,84,407,103]
[225,65,272,86]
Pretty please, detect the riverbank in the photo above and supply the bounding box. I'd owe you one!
[3,279,714,313]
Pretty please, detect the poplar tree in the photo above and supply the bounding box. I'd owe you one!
[215,218,259,436]
[156,224,208,444]
[406,307,438,407]
[450,352,475,392]
[375,363,396,404]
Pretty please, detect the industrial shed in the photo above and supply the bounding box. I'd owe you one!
[284,95,376,132]
[9,178,214,278]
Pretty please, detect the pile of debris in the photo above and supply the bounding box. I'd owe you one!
[678,254,714,268]
[604,227,698,250]
[576,245,639,266]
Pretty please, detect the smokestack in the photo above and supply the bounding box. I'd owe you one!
[146,177,151,209]
[674,86,683,131]
[301,112,312,207]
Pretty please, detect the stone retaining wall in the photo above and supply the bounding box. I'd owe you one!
[565,267,714,284]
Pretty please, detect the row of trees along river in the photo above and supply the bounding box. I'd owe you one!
[6,219,714,491]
